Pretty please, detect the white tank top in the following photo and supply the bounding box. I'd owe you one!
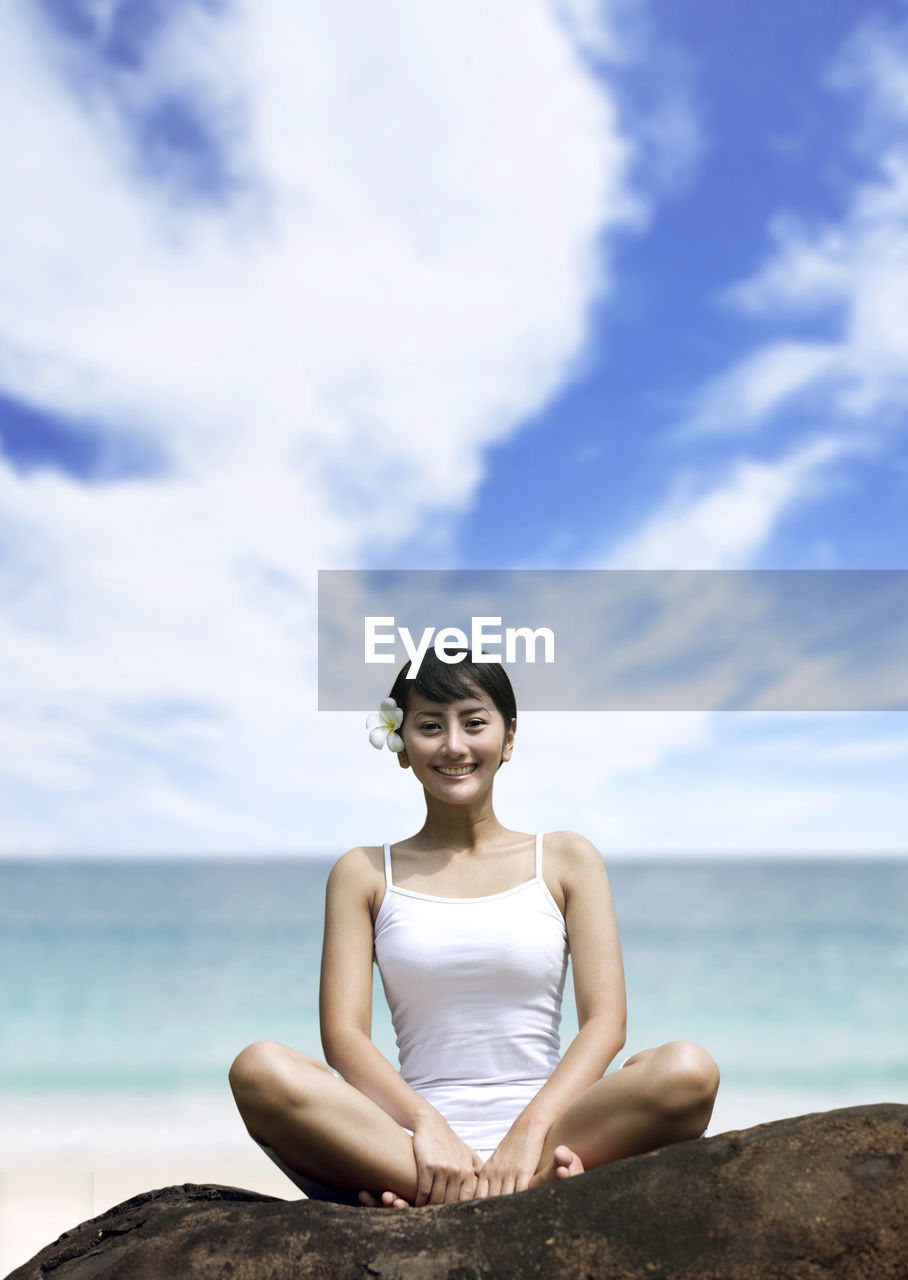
[373,834,569,1113]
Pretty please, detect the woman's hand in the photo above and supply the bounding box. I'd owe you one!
[359,1117,482,1208]
[474,1118,547,1199]
[411,1111,483,1206]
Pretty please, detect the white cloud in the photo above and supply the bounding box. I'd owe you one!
[0,0,641,853]
[0,1,634,484]
[721,19,908,429]
[490,708,908,856]
[827,10,908,139]
[742,718,908,766]
[598,436,850,570]
[682,342,841,437]
[552,0,621,59]
[819,736,908,763]
[603,19,908,568]
[492,709,714,849]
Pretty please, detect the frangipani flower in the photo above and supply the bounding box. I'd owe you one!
[366,698,404,752]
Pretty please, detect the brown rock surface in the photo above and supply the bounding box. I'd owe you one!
[7,1104,906,1280]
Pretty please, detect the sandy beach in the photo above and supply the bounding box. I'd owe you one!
[0,1088,303,1277]
[0,1149,303,1278]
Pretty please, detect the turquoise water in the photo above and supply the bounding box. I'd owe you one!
[2,858,906,1107]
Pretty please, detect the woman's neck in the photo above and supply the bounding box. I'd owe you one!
[411,796,508,853]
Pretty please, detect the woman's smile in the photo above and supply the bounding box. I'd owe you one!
[434,764,478,776]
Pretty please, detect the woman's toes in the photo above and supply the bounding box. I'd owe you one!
[358,1189,407,1208]
[380,1190,410,1209]
[553,1144,584,1177]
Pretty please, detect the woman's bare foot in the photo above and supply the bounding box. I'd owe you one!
[529,1144,585,1189]
[358,1189,410,1209]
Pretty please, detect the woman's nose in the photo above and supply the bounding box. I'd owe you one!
[442,726,467,755]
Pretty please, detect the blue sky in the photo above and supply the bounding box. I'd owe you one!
[1,0,907,854]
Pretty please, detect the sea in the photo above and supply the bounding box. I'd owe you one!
[1,856,906,1165]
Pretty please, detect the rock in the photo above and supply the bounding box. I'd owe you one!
[8,1104,906,1280]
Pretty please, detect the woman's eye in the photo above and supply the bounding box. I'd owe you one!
[466,719,487,728]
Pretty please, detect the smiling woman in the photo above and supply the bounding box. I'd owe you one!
[228,650,719,1208]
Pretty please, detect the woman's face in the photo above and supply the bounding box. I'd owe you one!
[398,687,515,802]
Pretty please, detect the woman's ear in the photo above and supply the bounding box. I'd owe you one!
[500,718,516,764]
[397,749,410,769]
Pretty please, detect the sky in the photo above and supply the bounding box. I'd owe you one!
[1,0,907,856]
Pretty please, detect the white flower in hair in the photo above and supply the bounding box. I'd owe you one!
[366,698,404,752]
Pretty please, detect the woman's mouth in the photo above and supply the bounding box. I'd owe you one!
[435,765,477,776]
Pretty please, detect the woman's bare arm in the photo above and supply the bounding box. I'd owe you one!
[319,848,433,1129]
[530,832,626,1111]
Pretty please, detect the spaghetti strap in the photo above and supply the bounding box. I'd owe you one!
[535,832,543,880]
[383,841,393,890]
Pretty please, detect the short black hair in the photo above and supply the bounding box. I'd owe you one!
[388,648,517,731]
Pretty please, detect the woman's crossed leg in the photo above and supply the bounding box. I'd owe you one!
[529,1040,720,1188]
[229,1040,428,1203]
[229,1039,719,1206]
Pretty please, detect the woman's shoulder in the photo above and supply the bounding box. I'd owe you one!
[544,829,606,861]
[327,845,386,899]
[543,830,610,886]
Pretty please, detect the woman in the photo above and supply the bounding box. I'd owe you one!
[229,650,719,1208]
